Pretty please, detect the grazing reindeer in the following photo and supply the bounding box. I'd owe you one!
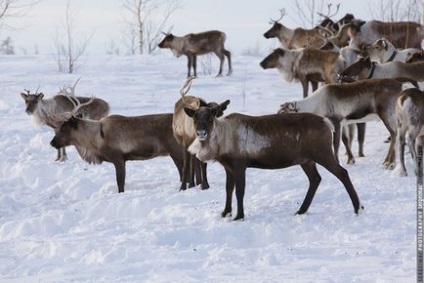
[263,8,332,50]
[394,87,424,176]
[278,78,417,168]
[158,30,232,77]
[337,56,424,83]
[185,101,362,220]
[365,38,420,64]
[260,47,344,98]
[49,99,184,193]
[20,81,109,161]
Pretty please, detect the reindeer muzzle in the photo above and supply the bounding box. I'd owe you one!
[197,130,208,141]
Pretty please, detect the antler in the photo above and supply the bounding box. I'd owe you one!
[58,77,82,97]
[179,75,196,103]
[317,3,340,20]
[269,8,285,24]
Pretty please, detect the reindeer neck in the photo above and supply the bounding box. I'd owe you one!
[72,119,103,164]
[279,25,294,48]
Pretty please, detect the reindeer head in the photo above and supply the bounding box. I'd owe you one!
[158,32,175,48]
[20,89,44,115]
[263,8,285,39]
[50,116,79,149]
[184,100,230,142]
[260,48,285,69]
[278,102,297,114]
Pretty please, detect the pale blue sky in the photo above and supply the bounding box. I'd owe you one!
[2,0,375,55]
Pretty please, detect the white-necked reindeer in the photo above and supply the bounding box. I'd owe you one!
[185,100,361,221]
[20,80,109,161]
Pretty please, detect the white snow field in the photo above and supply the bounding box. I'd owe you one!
[0,54,418,282]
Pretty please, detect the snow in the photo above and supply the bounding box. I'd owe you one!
[0,53,418,282]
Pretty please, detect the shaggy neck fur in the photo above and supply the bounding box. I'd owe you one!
[72,120,103,164]
[278,49,299,82]
[170,37,185,57]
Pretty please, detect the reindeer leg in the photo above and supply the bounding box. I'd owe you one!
[297,161,321,215]
[222,167,235,218]
[224,49,232,76]
[188,155,196,188]
[301,78,309,98]
[200,161,210,190]
[317,155,362,214]
[395,125,408,176]
[113,160,126,193]
[56,147,67,162]
[357,123,366,157]
[215,51,224,77]
[180,150,190,191]
[192,55,198,77]
[233,168,246,221]
[187,54,192,77]
[342,125,355,164]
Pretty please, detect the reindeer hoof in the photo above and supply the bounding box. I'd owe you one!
[201,183,210,190]
[221,209,231,218]
[233,215,244,221]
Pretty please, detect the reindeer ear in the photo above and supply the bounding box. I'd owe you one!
[184,106,196,118]
[20,93,28,99]
[38,93,44,100]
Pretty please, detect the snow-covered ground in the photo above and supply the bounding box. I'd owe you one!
[0,54,418,282]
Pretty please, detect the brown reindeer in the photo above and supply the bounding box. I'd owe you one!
[263,8,333,50]
[260,47,344,98]
[184,101,362,221]
[337,56,424,83]
[49,108,185,193]
[20,82,109,161]
[278,78,417,168]
[172,76,219,191]
[348,19,424,49]
[158,30,232,77]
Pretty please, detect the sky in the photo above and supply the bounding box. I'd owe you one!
[1,0,375,56]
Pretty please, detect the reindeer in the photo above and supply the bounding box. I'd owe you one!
[158,30,232,77]
[263,8,333,50]
[337,56,424,83]
[20,80,109,161]
[172,76,216,191]
[394,87,424,177]
[184,101,362,221]
[348,19,424,50]
[365,38,420,64]
[49,99,184,193]
[278,78,417,168]
[406,50,424,63]
[260,47,344,98]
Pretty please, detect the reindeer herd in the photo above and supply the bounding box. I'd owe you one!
[19,6,424,221]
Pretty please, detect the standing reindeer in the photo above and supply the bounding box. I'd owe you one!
[185,100,362,220]
[394,87,424,177]
[20,80,109,161]
[158,30,232,77]
[49,99,184,193]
